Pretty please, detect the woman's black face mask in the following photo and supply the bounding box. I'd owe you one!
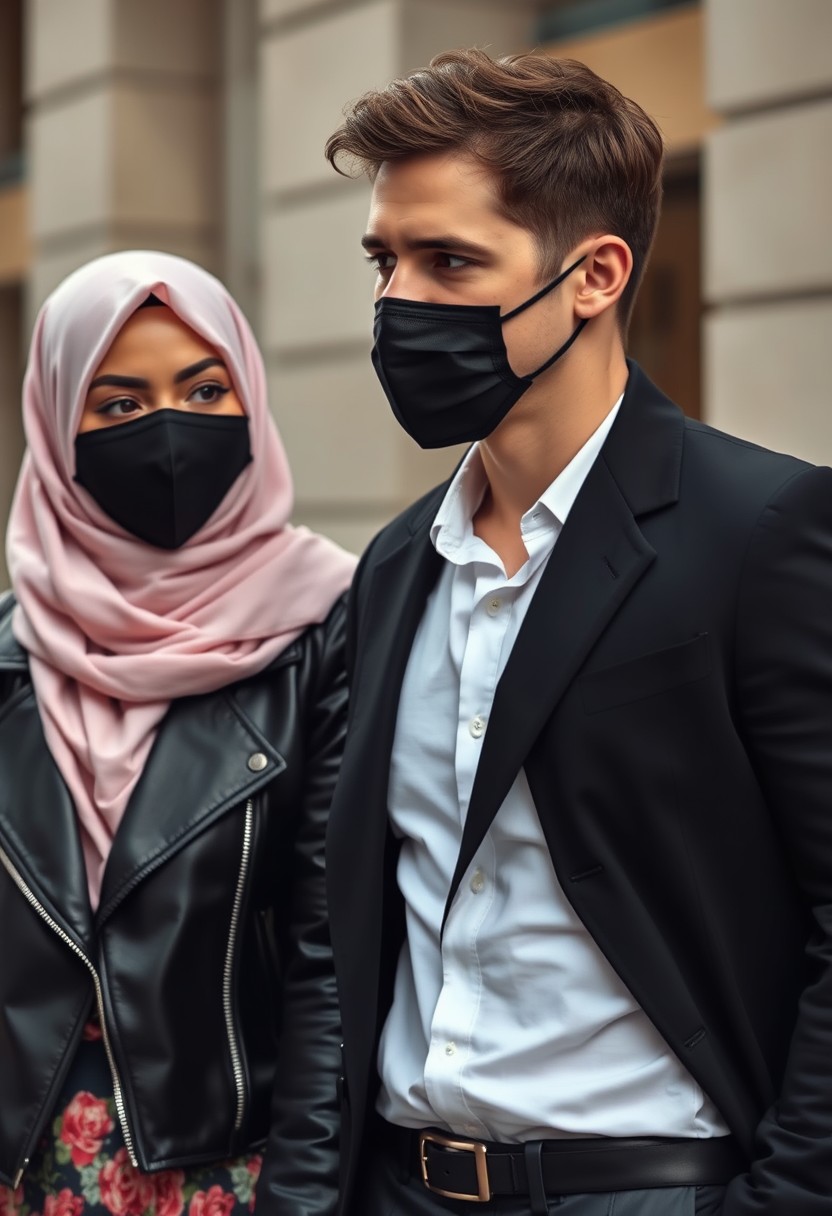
[370,255,587,449]
[74,410,252,549]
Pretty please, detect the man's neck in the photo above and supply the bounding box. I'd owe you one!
[473,346,628,575]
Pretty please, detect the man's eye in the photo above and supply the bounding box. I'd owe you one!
[189,383,230,405]
[365,253,395,273]
[435,253,470,270]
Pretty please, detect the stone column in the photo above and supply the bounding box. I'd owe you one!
[703,0,832,460]
[257,0,536,554]
[25,0,222,321]
[0,285,24,588]
[0,0,24,587]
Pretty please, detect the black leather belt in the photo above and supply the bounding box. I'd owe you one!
[385,1123,744,1203]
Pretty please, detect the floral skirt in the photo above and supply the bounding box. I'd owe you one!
[1,1022,262,1216]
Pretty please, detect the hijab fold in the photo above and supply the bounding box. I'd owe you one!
[7,251,356,908]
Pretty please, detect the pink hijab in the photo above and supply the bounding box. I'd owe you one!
[6,250,356,907]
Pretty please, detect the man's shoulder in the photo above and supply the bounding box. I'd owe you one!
[681,415,817,502]
[360,478,449,569]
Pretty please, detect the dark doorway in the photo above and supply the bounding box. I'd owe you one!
[628,155,702,419]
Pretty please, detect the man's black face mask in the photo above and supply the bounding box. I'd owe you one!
[74,409,252,549]
[371,255,587,449]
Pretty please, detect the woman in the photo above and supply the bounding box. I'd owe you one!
[0,251,355,1216]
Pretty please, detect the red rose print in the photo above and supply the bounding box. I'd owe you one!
[245,1156,262,1211]
[99,1148,155,1216]
[188,1186,236,1216]
[152,1170,185,1216]
[0,1185,23,1216]
[82,1020,103,1043]
[43,1190,85,1216]
[60,1093,114,1166]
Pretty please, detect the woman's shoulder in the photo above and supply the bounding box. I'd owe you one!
[261,593,347,674]
[0,593,29,709]
[0,592,27,672]
[229,594,348,735]
[236,594,348,707]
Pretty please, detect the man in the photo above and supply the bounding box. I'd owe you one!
[324,49,832,1215]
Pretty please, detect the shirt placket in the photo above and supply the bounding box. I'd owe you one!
[423,560,513,1130]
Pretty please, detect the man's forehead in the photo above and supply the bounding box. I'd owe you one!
[366,152,511,244]
[372,149,494,201]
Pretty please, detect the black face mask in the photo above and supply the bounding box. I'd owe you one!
[371,254,587,449]
[74,410,252,549]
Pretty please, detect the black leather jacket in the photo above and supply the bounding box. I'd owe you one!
[0,591,346,1216]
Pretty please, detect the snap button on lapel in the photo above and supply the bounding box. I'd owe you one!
[247,752,268,772]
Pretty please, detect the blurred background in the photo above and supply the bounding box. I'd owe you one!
[0,0,830,583]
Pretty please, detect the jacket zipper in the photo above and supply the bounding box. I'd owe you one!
[223,798,254,1134]
[0,845,139,1181]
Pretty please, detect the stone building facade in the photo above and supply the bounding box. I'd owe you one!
[0,0,829,583]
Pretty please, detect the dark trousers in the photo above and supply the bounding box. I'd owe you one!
[354,1147,726,1216]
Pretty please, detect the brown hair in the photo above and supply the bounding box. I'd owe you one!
[325,48,665,329]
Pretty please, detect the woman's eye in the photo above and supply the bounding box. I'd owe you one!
[97,398,140,418]
[189,383,230,405]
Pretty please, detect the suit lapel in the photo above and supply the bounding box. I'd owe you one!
[328,516,443,912]
[442,363,685,924]
[327,508,444,1118]
[442,456,656,924]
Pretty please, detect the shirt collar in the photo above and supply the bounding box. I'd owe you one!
[538,393,623,528]
[430,394,623,555]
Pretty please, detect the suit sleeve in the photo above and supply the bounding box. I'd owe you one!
[724,464,832,1214]
[255,597,349,1216]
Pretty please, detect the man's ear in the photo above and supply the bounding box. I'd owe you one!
[573,237,633,319]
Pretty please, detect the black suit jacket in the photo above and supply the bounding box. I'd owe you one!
[327,363,832,1214]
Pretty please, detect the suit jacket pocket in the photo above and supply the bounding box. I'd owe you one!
[580,632,710,714]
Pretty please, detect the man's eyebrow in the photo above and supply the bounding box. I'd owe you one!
[173,357,226,384]
[361,233,491,258]
[87,374,149,391]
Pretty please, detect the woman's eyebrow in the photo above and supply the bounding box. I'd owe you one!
[87,359,226,392]
[88,373,149,391]
[174,358,226,384]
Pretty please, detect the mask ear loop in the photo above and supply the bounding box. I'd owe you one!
[501,253,587,322]
[526,317,589,379]
[500,253,589,379]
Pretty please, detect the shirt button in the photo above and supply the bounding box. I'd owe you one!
[486,597,501,617]
[470,869,485,894]
[445,1042,456,1056]
[464,1123,479,1135]
[469,715,486,739]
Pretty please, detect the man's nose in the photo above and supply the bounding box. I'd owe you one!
[379,267,438,304]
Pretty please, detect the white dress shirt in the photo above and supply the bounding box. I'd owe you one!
[377,397,728,1142]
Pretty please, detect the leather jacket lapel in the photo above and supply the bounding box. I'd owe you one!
[97,682,289,924]
[0,597,299,935]
[0,686,94,948]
